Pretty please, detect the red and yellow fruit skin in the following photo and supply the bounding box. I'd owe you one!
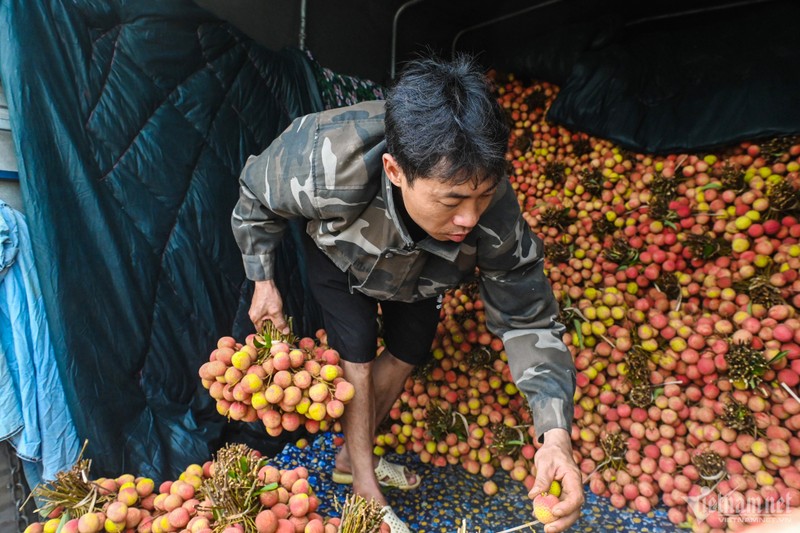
[533,492,560,524]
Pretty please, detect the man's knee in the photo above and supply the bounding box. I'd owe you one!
[377,349,416,373]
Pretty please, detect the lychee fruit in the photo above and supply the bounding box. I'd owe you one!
[533,493,559,524]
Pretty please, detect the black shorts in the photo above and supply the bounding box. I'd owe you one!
[302,233,440,365]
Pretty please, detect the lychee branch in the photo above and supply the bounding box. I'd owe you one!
[781,381,800,404]
[561,306,617,347]
[494,519,541,533]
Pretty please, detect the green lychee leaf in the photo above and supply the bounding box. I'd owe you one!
[255,482,279,494]
[768,350,788,366]
[573,319,585,350]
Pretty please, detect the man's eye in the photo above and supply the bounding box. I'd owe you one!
[439,202,458,208]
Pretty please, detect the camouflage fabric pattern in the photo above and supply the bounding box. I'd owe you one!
[231,100,575,441]
[304,50,386,110]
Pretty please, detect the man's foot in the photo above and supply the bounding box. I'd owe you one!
[332,456,421,489]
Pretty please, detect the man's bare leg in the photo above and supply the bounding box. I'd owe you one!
[335,350,417,483]
[338,359,386,505]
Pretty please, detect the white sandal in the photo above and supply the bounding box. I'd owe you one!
[332,457,422,490]
[381,505,412,533]
[374,457,421,490]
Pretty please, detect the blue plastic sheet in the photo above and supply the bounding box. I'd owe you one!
[270,433,678,533]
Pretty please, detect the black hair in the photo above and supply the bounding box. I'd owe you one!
[384,53,509,187]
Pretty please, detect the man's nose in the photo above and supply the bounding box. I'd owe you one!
[453,206,480,229]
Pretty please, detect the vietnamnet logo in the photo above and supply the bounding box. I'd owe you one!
[686,476,795,526]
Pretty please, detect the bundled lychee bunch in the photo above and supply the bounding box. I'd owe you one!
[24,443,343,533]
[23,450,211,533]
[199,443,332,533]
[199,324,356,437]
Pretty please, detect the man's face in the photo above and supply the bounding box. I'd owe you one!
[383,154,497,242]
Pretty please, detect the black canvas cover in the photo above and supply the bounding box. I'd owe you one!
[546,0,800,154]
[0,0,323,480]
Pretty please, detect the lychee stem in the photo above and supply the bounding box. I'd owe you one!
[495,519,541,533]
[652,380,684,387]
[781,381,800,404]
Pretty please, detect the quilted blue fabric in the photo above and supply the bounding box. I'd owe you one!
[0,0,322,480]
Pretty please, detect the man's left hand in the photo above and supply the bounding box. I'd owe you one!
[529,428,584,533]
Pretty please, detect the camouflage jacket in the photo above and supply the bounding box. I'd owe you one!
[232,101,575,441]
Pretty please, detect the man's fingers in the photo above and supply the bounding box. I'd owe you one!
[269,313,290,334]
[553,490,583,518]
[249,311,265,329]
[250,279,287,332]
[553,469,584,517]
[528,468,553,498]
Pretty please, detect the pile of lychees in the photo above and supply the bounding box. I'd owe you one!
[373,72,800,533]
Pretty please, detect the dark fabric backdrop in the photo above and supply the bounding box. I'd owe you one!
[0,0,323,481]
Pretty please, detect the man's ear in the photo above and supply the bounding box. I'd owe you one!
[383,153,404,187]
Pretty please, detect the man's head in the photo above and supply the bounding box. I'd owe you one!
[383,53,510,242]
[385,53,509,187]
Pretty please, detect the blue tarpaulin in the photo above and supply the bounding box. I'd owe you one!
[273,433,678,533]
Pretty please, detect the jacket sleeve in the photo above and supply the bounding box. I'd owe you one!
[231,114,320,281]
[477,183,576,442]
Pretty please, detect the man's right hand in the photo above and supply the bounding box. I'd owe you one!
[250,280,290,334]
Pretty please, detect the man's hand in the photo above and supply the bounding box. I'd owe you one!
[249,280,290,334]
[530,428,584,533]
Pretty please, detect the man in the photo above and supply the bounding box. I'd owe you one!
[232,54,582,533]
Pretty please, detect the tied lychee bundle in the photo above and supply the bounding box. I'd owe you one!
[199,323,356,438]
[334,494,389,533]
[23,442,210,533]
[25,442,346,533]
[198,443,332,533]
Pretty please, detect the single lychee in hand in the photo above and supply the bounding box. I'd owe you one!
[533,492,559,524]
[533,480,562,524]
